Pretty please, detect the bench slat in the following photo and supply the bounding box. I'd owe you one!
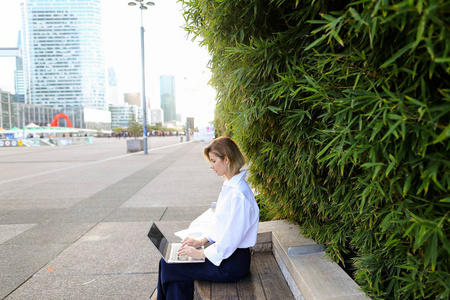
[194,251,294,299]
[252,252,295,299]
[236,260,265,299]
[212,282,238,299]
[195,281,211,299]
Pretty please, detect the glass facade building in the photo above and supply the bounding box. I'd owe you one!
[20,0,106,111]
[160,75,176,123]
[1,89,61,129]
[109,104,143,129]
[14,32,25,103]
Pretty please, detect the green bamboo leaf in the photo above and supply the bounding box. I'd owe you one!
[403,223,416,238]
[359,194,366,214]
[405,95,426,107]
[316,134,341,159]
[305,34,327,51]
[267,106,281,114]
[381,120,402,141]
[380,213,392,230]
[385,160,396,177]
[380,43,414,68]
[387,113,403,120]
[398,264,416,271]
[410,212,439,228]
[361,162,384,168]
[370,121,384,141]
[403,174,412,196]
[415,15,426,48]
[437,229,450,255]
[430,232,438,271]
[435,57,450,63]
[414,225,433,250]
[349,7,367,25]
[372,0,382,17]
[432,124,450,144]
[331,31,344,47]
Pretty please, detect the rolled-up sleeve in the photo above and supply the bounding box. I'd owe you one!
[204,192,257,266]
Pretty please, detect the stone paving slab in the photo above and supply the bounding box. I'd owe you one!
[0,224,36,244]
[0,276,30,300]
[44,207,117,223]
[102,207,167,222]
[0,209,64,224]
[0,243,69,277]
[3,222,96,245]
[5,274,157,300]
[161,206,210,221]
[34,222,157,276]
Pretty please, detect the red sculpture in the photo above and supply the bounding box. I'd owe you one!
[50,113,73,128]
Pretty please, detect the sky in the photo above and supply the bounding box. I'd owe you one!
[0,0,216,127]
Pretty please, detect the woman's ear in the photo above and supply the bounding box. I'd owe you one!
[224,156,229,165]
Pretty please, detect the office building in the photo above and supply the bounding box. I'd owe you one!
[151,108,163,125]
[1,88,60,129]
[14,32,25,103]
[125,93,141,107]
[160,75,176,122]
[106,67,121,106]
[109,104,143,129]
[20,0,106,111]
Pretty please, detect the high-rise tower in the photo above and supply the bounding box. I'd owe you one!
[20,0,106,111]
[160,75,176,123]
[14,31,25,103]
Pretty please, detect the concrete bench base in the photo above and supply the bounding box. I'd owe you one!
[257,220,370,300]
[195,220,370,300]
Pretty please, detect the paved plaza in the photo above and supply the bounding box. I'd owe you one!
[0,136,223,299]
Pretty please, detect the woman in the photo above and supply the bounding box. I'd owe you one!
[155,136,259,300]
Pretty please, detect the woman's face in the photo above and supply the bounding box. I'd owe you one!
[209,152,230,179]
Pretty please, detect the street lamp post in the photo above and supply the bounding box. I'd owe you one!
[128,0,155,155]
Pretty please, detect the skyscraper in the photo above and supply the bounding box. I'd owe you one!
[14,32,25,103]
[160,75,176,123]
[20,0,106,111]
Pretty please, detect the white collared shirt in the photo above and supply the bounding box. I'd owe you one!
[204,170,259,266]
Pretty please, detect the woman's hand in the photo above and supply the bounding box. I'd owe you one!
[179,237,208,259]
[178,245,206,260]
[181,237,208,249]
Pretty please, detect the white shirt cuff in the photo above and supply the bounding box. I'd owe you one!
[204,245,223,266]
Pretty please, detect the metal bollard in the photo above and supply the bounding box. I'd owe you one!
[180,136,183,142]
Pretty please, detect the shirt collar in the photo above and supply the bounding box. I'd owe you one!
[223,170,247,187]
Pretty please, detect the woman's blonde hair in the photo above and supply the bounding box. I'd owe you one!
[204,136,246,177]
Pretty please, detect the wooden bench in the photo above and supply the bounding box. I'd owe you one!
[194,251,295,300]
[153,218,369,300]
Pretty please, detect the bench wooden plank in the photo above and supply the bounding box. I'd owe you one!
[252,252,295,299]
[194,251,294,300]
[236,260,265,299]
[195,281,211,299]
[212,282,238,299]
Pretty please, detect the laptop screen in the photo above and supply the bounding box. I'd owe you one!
[148,223,169,257]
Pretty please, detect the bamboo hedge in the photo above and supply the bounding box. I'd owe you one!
[181,0,449,298]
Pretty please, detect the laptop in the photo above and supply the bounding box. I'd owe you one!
[147,223,205,263]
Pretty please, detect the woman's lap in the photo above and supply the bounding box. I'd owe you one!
[160,248,251,284]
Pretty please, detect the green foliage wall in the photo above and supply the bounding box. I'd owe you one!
[181,0,449,298]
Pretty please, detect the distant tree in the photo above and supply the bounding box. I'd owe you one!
[113,127,125,133]
[127,110,142,138]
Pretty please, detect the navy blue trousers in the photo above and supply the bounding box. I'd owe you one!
[156,248,251,300]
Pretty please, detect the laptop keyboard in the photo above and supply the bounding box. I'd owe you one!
[170,243,188,261]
